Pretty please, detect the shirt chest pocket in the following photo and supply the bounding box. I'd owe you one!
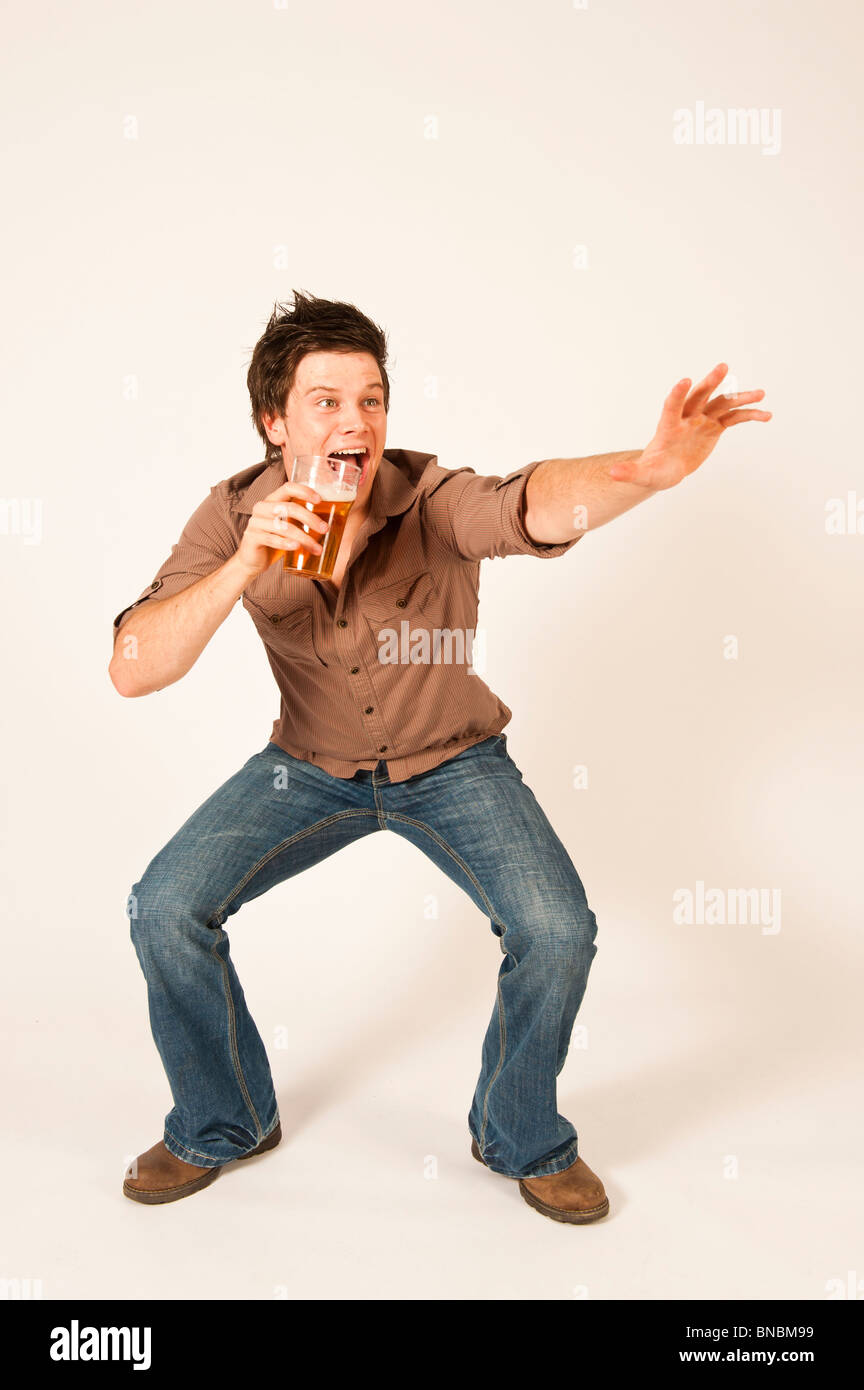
[243,595,326,665]
[359,569,445,637]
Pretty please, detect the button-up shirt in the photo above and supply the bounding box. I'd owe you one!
[112,450,582,782]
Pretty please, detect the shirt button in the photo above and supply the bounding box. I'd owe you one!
[337,619,348,628]
[396,598,407,608]
[350,666,359,674]
[364,706,374,714]
[270,615,281,624]
[378,745,388,753]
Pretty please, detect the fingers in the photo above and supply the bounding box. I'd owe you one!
[267,498,328,531]
[676,366,772,425]
[684,361,729,414]
[659,378,693,428]
[716,408,773,426]
[260,526,322,554]
[705,388,766,415]
[270,481,321,503]
[263,522,323,554]
[251,498,329,553]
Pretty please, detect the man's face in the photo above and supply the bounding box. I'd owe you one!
[264,350,388,508]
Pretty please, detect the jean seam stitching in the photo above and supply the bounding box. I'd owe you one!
[163,1112,280,1166]
[204,809,378,1143]
[381,813,505,925]
[381,811,511,1155]
[211,810,380,919]
[163,1129,221,1166]
[211,929,263,1140]
[521,1139,581,1179]
[481,976,508,1156]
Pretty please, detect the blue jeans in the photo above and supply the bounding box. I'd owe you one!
[127,733,598,1180]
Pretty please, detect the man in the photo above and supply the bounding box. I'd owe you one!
[111,291,770,1220]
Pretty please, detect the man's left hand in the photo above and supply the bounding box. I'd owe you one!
[608,362,772,490]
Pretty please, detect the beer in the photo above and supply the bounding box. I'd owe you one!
[284,455,363,580]
[282,490,355,579]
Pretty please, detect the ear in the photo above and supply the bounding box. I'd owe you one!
[263,412,287,446]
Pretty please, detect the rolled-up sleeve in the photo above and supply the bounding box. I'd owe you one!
[419,459,584,562]
[112,485,237,637]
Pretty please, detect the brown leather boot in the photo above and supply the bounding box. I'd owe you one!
[471,1136,609,1224]
[123,1123,282,1205]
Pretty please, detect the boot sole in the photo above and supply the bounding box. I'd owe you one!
[123,1122,282,1205]
[471,1136,609,1224]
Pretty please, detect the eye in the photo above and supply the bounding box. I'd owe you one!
[317,398,337,408]
[364,397,381,406]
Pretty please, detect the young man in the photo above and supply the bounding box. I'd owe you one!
[111,291,770,1220]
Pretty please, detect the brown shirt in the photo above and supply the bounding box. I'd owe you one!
[112,450,582,782]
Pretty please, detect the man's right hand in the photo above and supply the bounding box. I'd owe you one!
[234,481,329,578]
[110,482,332,698]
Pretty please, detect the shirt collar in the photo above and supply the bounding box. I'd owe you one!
[229,449,435,520]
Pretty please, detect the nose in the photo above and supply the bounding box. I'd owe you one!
[338,401,366,430]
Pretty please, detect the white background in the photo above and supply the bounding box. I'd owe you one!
[1,0,861,1299]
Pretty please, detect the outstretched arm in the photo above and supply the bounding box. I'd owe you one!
[522,363,772,542]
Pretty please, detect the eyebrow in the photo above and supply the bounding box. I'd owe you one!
[304,382,384,395]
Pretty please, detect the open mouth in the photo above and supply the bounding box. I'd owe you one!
[328,446,371,486]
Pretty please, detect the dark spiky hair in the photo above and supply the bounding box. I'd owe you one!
[245,289,391,462]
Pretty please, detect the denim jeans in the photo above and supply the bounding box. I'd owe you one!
[127,733,598,1180]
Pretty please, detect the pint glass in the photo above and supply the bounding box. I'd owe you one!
[283,454,363,579]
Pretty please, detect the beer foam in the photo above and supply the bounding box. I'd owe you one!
[314,481,356,502]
